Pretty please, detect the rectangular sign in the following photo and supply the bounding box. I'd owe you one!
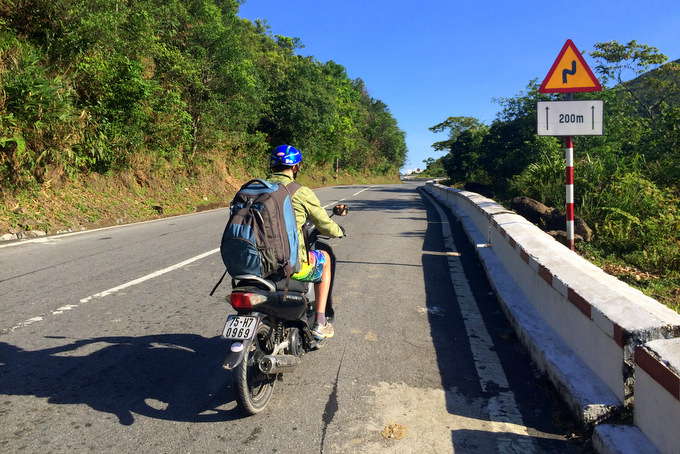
[537,100,603,136]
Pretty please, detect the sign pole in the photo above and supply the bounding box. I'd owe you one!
[565,135,575,250]
[565,92,575,250]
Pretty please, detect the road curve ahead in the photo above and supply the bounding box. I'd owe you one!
[0,182,590,453]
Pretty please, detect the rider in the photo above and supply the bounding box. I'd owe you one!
[267,145,345,340]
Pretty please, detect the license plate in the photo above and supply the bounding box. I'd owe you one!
[222,315,258,340]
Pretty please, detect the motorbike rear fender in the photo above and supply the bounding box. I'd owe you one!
[222,312,262,370]
[222,337,255,370]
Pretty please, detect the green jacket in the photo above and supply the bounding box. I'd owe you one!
[267,172,344,263]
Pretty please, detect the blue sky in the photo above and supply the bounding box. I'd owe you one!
[237,0,680,173]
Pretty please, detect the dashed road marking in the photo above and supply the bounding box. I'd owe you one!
[3,248,219,334]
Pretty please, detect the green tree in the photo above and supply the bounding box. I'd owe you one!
[0,0,407,187]
[590,40,680,121]
[420,157,445,177]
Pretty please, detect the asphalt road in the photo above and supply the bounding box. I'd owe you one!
[0,182,592,453]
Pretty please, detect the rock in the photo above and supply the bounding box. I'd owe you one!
[511,196,594,242]
[1,233,18,241]
[510,196,556,227]
[548,230,584,246]
[547,214,594,242]
[24,230,46,238]
[575,217,594,242]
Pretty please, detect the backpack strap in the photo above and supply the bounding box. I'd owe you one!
[241,178,274,189]
[283,181,309,261]
[279,181,302,301]
[287,181,302,196]
[209,269,228,296]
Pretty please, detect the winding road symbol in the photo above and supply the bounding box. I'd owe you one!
[539,40,602,93]
[562,60,577,84]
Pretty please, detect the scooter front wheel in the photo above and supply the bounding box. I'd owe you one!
[234,321,276,414]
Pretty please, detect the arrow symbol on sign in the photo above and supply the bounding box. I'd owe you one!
[562,60,577,84]
[545,106,549,130]
[591,105,595,129]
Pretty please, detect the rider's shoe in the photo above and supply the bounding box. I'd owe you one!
[312,321,334,340]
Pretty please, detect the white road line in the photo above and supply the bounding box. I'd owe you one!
[4,248,219,334]
[322,186,373,208]
[426,192,536,453]
[79,248,218,303]
[0,209,227,249]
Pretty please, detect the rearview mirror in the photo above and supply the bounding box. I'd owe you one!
[333,204,349,216]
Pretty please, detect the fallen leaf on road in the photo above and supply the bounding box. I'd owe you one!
[382,422,407,440]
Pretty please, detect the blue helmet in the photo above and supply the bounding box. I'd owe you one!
[270,145,302,167]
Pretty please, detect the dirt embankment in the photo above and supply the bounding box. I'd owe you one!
[1,166,400,240]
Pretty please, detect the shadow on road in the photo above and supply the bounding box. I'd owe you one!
[0,333,243,425]
[341,185,424,213]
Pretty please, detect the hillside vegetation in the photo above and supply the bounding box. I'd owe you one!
[426,41,680,308]
[0,0,406,234]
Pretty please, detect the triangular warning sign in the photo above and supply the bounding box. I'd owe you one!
[539,39,602,93]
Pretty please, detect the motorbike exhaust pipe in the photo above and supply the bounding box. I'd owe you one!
[259,355,300,374]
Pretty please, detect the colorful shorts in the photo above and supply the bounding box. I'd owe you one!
[292,250,326,283]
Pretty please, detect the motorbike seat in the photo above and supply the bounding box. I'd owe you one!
[233,275,309,294]
[274,278,309,293]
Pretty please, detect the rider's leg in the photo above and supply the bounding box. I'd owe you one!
[312,250,334,339]
[314,250,331,317]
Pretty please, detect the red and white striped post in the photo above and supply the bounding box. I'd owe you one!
[565,136,575,250]
[538,39,603,251]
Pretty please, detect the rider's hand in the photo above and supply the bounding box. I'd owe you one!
[339,225,346,237]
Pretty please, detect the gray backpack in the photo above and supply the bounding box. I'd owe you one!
[220,179,301,279]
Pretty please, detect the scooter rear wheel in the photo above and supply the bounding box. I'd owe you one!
[234,322,276,414]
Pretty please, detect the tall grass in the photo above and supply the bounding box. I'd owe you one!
[514,150,680,274]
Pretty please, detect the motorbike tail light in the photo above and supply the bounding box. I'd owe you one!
[230,292,267,309]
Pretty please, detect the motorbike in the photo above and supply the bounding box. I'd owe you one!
[220,204,348,414]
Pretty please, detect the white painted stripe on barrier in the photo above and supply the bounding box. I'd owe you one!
[528,255,540,273]
[592,307,615,338]
[552,275,569,299]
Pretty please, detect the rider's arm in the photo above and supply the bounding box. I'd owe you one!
[296,186,344,238]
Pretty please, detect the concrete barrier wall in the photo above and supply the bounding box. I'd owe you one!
[425,182,680,453]
[634,339,680,454]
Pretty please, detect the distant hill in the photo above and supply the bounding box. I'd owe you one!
[621,58,680,117]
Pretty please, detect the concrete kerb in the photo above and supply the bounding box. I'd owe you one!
[423,182,680,452]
